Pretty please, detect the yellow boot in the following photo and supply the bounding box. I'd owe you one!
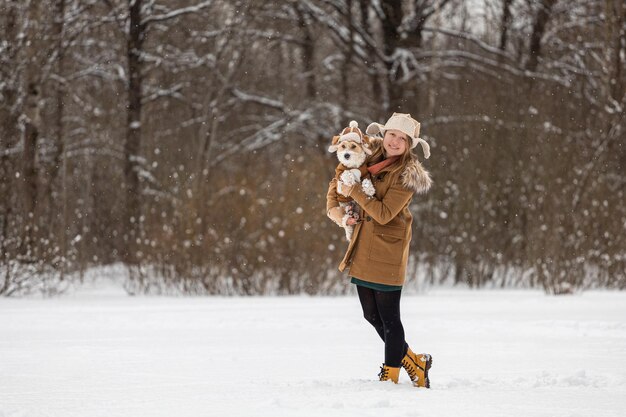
[401,348,433,388]
[378,364,400,384]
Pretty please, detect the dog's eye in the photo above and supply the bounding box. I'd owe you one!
[351,144,356,149]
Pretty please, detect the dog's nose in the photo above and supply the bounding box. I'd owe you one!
[343,153,351,160]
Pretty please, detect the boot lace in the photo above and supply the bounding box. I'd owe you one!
[378,365,388,381]
[402,358,418,382]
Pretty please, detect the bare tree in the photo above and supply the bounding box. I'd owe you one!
[499,0,514,52]
[100,0,215,264]
[526,0,558,72]
[1,0,624,295]
[20,0,46,252]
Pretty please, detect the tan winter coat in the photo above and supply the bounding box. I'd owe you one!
[326,150,432,286]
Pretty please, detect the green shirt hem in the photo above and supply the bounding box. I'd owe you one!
[350,277,402,292]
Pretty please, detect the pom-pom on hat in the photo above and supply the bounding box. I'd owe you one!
[366,113,430,159]
[338,120,364,144]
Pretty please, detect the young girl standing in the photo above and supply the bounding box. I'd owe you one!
[326,113,434,386]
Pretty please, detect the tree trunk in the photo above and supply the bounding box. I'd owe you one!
[607,0,626,103]
[123,0,145,265]
[358,0,384,118]
[50,0,67,275]
[380,0,403,112]
[605,0,626,186]
[295,5,316,102]
[1,1,21,150]
[48,0,66,202]
[526,0,557,72]
[22,0,45,252]
[499,0,513,52]
[340,0,354,120]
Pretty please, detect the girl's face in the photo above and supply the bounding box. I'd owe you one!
[383,129,408,157]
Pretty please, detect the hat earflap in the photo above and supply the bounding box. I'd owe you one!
[365,122,385,137]
[416,138,430,159]
[328,135,340,153]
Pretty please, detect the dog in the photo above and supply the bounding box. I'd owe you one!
[328,121,376,241]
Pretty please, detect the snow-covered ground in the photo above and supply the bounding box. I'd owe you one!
[1,286,626,417]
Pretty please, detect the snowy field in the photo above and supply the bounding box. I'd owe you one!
[1,285,626,417]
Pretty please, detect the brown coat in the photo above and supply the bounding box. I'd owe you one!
[326,152,432,286]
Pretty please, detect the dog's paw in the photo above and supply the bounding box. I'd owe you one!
[348,169,362,182]
[361,178,376,197]
[340,170,357,186]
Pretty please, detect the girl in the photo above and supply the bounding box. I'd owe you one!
[326,112,433,386]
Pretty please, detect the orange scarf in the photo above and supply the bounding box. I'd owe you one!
[367,155,400,175]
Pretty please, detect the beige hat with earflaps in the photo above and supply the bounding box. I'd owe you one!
[366,112,430,159]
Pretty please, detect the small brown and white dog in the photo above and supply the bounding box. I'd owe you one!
[329,121,376,241]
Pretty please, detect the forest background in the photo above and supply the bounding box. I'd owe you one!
[1,0,624,296]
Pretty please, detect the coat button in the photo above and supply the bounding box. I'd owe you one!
[366,216,372,221]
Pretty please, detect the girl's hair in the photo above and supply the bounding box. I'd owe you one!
[368,132,417,177]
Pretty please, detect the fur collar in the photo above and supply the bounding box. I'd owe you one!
[401,160,432,194]
[366,136,432,193]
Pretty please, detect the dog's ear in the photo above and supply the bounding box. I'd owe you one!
[362,135,373,155]
[328,135,340,153]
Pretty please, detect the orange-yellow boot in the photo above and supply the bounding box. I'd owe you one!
[378,364,400,383]
[401,348,433,388]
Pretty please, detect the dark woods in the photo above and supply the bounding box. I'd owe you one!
[0,0,624,295]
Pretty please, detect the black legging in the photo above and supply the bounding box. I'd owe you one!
[356,285,409,368]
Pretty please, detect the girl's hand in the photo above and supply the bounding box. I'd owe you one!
[337,181,353,197]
